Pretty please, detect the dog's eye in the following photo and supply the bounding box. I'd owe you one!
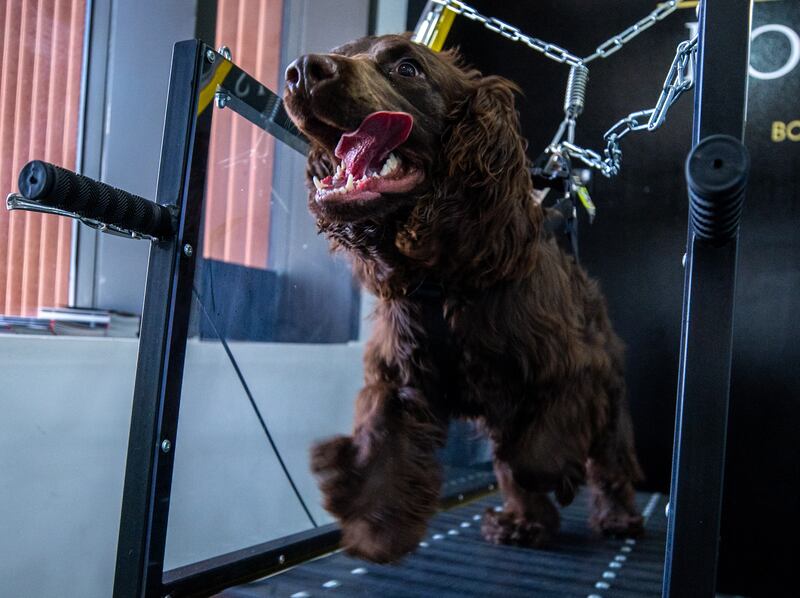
[395,60,420,78]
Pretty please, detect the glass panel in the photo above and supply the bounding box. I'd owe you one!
[165,72,493,570]
[164,104,360,569]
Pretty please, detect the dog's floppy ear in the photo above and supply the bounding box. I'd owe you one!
[443,75,528,187]
[434,75,542,283]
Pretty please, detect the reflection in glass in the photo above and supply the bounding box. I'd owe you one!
[165,94,492,570]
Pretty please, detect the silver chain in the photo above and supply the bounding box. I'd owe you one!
[582,1,682,63]
[425,0,695,178]
[429,0,680,66]
[561,37,697,177]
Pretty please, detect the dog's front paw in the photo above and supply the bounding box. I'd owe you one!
[310,435,363,519]
[591,508,644,538]
[340,518,424,564]
[481,508,554,548]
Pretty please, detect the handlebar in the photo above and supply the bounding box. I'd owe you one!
[16,160,175,240]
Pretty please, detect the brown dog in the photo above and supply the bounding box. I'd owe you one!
[283,34,644,563]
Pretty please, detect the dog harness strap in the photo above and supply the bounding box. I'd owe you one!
[543,197,580,263]
[408,279,461,408]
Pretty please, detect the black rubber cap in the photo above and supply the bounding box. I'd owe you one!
[686,135,749,200]
[686,135,749,244]
[18,160,56,200]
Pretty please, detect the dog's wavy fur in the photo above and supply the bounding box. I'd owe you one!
[284,34,644,563]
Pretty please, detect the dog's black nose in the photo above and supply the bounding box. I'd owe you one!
[285,54,338,95]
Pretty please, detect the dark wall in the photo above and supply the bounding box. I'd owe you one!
[418,0,696,494]
[408,1,799,595]
[721,3,800,595]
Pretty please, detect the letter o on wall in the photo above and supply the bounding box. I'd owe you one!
[749,24,800,80]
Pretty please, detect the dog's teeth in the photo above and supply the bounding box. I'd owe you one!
[313,176,323,191]
[346,173,355,191]
[379,153,400,176]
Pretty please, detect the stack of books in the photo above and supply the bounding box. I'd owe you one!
[39,307,141,337]
[0,316,53,335]
[0,307,141,337]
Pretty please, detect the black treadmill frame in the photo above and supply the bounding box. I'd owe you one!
[113,0,755,592]
[662,1,753,597]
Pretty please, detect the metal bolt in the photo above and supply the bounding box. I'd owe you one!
[161,439,172,453]
[458,493,464,501]
[278,554,285,564]
[183,243,193,257]
[205,49,216,63]
[218,45,232,61]
[214,90,230,110]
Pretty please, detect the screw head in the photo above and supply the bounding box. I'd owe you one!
[183,243,193,257]
[205,49,216,63]
[218,45,232,61]
[161,439,172,453]
[278,554,286,564]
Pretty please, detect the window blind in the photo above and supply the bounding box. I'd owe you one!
[0,0,85,315]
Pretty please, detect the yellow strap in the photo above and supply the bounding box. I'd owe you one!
[428,7,456,52]
[576,185,596,220]
[197,61,233,116]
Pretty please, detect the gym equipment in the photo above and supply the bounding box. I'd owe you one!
[416,0,697,180]
[5,1,752,595]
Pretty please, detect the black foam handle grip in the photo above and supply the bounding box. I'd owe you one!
[18,160,175,239]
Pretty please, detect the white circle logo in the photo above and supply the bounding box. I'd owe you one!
[749,24,800,80]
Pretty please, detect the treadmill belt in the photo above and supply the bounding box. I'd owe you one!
[220,490,666,598]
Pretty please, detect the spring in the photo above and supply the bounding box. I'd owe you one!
[563,64,589,118]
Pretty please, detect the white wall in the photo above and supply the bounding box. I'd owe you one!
[375,0,409,35]
[0,335,362,597]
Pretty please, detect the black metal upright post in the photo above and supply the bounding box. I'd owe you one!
[663,2,753,597]
[112,40,210,598]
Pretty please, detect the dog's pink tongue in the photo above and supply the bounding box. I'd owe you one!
[334,112,413,179]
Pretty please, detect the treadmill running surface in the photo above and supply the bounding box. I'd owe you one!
[221,489,666,598]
